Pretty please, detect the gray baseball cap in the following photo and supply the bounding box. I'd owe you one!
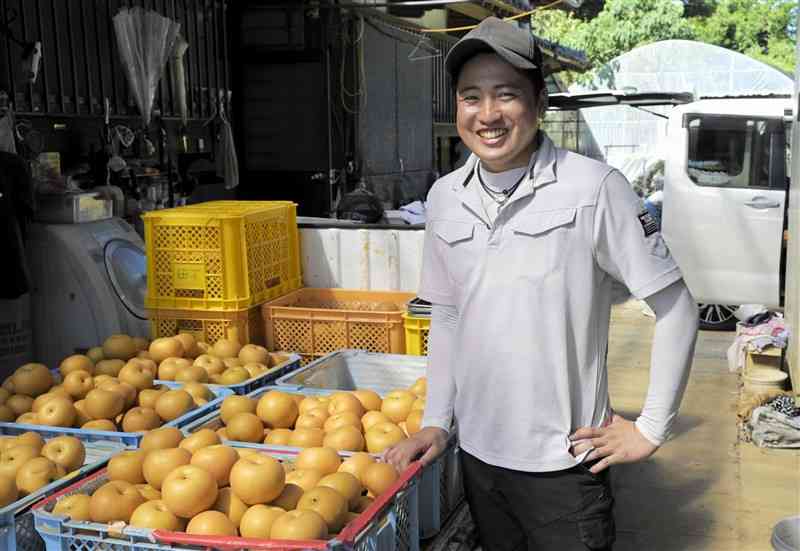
[445,17,541,82]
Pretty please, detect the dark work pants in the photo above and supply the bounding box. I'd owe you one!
[460,449,616,551]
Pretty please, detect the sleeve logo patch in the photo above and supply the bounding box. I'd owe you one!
[638,211,659,237]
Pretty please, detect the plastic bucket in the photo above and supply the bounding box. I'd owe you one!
[772,516,800,551]
[744,368,788,394]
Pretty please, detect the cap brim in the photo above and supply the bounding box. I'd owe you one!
[445,37,538,82]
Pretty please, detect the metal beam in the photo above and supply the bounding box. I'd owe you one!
[448,2,491,19]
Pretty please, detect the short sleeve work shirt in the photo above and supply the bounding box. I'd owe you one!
[419,133,682,472]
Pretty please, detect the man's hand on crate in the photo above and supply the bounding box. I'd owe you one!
[384,427,448,472]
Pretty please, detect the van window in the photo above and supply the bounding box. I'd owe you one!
[686,115,787,189]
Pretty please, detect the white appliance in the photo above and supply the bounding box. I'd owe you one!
[662,97,791,308]
[27,218,149,368]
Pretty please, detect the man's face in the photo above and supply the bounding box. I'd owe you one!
[456,53,542,173]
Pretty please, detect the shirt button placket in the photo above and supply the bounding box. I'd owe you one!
[488,216,502,248]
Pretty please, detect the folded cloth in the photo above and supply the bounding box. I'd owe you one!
[727,334,756,372]
[750,406,800,448]
[726,326,789,373]
[769,395,800,418]
[742,310,775,327]
[396,200,426,224]
[400,200,425,215]
[736,313,790,352]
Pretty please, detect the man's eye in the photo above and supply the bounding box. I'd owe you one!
[460,95,479,103]
[499,92,517,100]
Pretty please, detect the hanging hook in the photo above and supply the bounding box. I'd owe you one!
[218,92,226,122]
[202,102,218,127]
[408,35,441,62]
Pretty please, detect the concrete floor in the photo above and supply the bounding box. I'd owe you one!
[607,300,800,551]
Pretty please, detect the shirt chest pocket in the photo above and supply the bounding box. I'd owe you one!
[434,220,484,287]
[511,208,577,280]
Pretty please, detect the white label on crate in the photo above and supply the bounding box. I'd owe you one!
[174,264,206,289]
[77,197,112,223]
[0,318,31,358]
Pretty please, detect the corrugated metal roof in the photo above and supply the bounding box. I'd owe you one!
[353,9,589,74]
[534,34,590,74]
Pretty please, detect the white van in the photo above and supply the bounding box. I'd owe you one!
[549,92,793,329]
[662,97,792,329]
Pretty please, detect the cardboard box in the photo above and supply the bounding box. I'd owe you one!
[745,346,783,373]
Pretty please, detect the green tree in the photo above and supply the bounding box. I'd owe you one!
[532,0,694,83]
[532,0,695,66]
[688,0,796,74]
[578,0,695,66]
[532,0,796,79]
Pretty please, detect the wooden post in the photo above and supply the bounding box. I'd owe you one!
[784,34,800,405]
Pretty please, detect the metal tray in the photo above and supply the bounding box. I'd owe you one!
[275,349,427,394]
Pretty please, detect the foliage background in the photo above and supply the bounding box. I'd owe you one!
[531,0,797,83]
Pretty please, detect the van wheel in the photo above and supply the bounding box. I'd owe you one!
[698,303,738,331]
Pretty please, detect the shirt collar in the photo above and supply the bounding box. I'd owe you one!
[451,132,558,224]
[451,131,558,193]
[531,132,557,189]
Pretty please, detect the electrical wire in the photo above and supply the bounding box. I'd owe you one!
[420,0,564,33]
[340,16,366,115]
[335,0,473,6]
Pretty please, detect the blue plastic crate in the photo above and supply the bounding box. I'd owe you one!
[184,384,462,539]
[32,447,421,551]
[275,352,466,537]
[154,352,302,396]
[0,382,232,448]
[0,434,123,551]
[225,351,301,395]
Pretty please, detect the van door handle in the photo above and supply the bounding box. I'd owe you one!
[744,196,781,209]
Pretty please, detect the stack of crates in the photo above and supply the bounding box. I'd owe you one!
[143,201,302,346]
[403,297,432,355]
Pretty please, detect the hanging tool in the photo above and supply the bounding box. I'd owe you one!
[408,35,441,62]
[172,33,190,129]
[0,8,42,84]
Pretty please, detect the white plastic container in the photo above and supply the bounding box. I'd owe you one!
[743,368,788,394]
[299,225,424,291]
[772,516,800,551]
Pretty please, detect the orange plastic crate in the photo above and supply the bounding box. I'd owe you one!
[262,288,415,364]
[148,305,264,346]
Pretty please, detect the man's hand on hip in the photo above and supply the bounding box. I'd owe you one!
[569,413,658,474]
[383,427,448,473]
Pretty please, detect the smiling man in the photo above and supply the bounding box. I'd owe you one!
[384,17,699,551]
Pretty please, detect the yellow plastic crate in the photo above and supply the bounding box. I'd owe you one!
[403,313,430,355]
[143,201,301,311]
[148,305,264,346]
[262,288,415,364]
